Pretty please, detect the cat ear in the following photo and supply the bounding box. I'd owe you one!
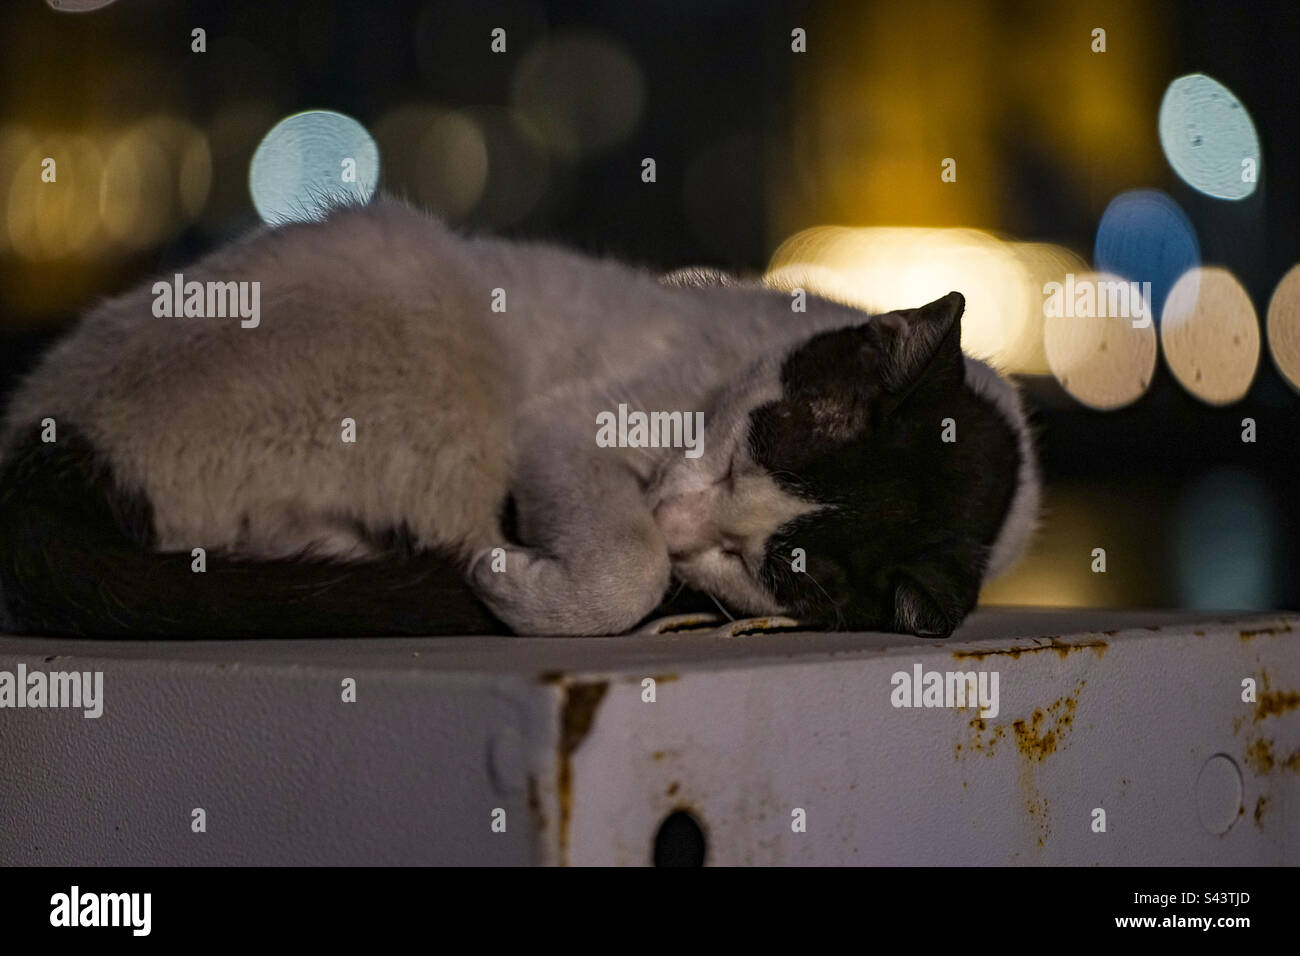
[891,564,975,638]
[874,291,965,392]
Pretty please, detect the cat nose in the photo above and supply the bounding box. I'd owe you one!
[654,489,718,559]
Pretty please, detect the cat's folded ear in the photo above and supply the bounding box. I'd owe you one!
[769,292,964,447]
[874,291,965,394]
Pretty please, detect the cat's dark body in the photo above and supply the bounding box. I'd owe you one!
[0,200,1037,638]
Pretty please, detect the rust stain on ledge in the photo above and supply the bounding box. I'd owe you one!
[1240,622,1293,640]
[953,636,1107,662]
[525,774,546,834]
[1244,736,1300,776]
[539,677,608,866]
[1245,738,1275,773]
[1012,694,1080,763]
[1255,688,1300,722]
[958,681,1084,762]
[1254,795,1269,828]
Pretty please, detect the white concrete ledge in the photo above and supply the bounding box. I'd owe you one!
[0,608,1296,865]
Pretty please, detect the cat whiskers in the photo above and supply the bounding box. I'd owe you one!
[802,569,844,629]
[706,591,736,622]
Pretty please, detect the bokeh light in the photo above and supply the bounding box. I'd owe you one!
[510,32,645,160]
[1158,73,1260,201]
[45,0,120,9]
[1043,272,1157,410]
[372,104,487,221]
[249,110,379,224]
[1265,263,1300,395]
[1172,469,1277,609]
[99,116,210,249]
[1006,242,1090,375]
[1093,189,1199,319]
[1160,266,1260,405]
[766,226,1085,374]
[0,126,37,255]
[6,133,103,261]
[457,106,551,228]
[978,482,1164,608]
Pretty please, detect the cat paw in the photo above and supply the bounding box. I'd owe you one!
[469,544,669,636]
[469,545,568,633]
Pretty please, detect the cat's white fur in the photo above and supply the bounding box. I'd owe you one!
[963,357,1040,579]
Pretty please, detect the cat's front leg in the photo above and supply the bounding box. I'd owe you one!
[469,427,670,635]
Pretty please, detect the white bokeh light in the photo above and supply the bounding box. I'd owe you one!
[1158,73,1260,201]
[249,110,379,224]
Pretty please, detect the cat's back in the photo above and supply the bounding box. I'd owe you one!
[0,201,519,557]
[3,201,487,446]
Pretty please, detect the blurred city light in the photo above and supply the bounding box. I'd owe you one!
[373,104,488,221]
[45,0,120,9]
[766,226,1085,375]
[100,116,210,250]
[1160,265,1260,405]
[1158,73,1260,201]
[1043,272,1156,410]
[511,32,645,160]
[1172,469,1277,609]
[6,132,102,261]
[1266,263,1300,395]
[456,106,551,228]
[249,110,379,225]
[978,482,1163,608]
[1093,189,1199,320]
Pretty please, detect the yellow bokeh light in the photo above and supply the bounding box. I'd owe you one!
[1160,266,1260,405]
[1043,271,1157,410]
[99,116,210,249]
[772,0,1166,244]
[1265,263,1300,395]
[0,125,38,255]
[765,225,1081,374]
[373,104,488,220]
[7,133,103,261]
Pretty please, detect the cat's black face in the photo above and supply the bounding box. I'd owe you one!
[650,292,1029,638]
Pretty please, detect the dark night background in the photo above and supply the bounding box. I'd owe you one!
[1,0,1297,612]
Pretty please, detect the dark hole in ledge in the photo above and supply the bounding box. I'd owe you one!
[653,809,707,867]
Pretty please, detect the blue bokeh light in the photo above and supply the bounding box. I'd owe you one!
[1094,189,1200,321]
[1172,469,1277,610]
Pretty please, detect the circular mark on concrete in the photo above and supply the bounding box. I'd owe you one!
[1195,753,1243,835]
[653,809,707,866]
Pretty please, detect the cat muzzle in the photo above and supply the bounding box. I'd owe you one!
[654,488,722,559]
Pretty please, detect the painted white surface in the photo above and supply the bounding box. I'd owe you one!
[0,609,1295,865]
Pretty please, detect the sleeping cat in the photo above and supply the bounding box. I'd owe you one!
[0,198,1037,638]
